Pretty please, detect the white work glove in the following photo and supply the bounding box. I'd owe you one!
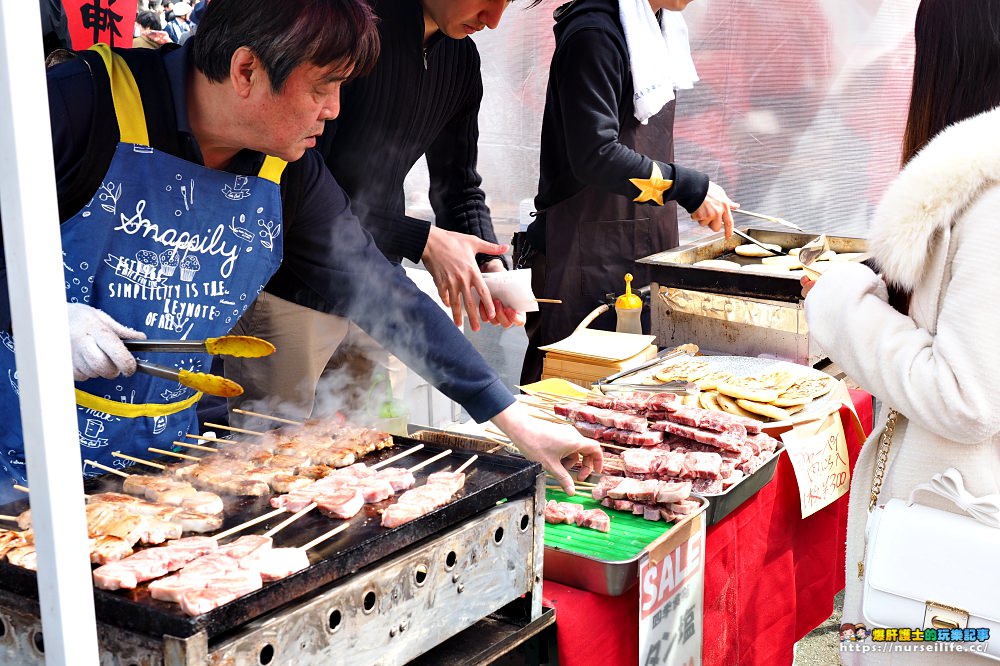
[67,303,146,381]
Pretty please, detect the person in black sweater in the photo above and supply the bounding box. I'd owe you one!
[228,0,523,422]
[0,0,601,497]
[520,0,737,383]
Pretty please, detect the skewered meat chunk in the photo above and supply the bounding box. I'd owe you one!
[573,509,610,532]
[269,474,314,494]
[375,468,416,492]
[315,489,365,520]
[181,491,224,515]
[7,545,38,570]
[543,500,585,525]
[240,547,309,582]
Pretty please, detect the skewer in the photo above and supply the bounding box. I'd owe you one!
[545,473,595,488]
[84,460,129,478]
[537,391,587,403]
[369,444,424,470]
[13,484,30,493]
[232,408,303,426]
[299,522,350,552]
[526,411,568,425]
[455,455,478,474]
[149,447,201,461]
[172,440,218,453]
[202,422,266,437]
[534,298,563,304]
[406,449,453,474]
[487,444,508,454]
[111,452,165,470]
[262,501,318,538]
[185,433,238,445]
[212,507,286,541]
[600,442,628,451]
[0,515,18,522]
[484,426,511,441]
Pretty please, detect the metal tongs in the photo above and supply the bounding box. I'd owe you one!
[125,335,271,397]
[733,209,803,232]
[594,343,701,396]
[125,335,275,358]
[732,229,828,279]
[134,361,244,398]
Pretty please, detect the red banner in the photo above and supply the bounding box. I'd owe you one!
[64,0,139,50]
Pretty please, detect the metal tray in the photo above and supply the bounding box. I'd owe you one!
[692,445,784,526]
[542,492,708,596]
[638,227,868,302]
[0,438,540,639]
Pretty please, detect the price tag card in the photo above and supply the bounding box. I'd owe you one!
[781,409,851,518]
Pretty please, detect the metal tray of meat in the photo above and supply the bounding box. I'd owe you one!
[541,490,708,596]
[0,438,540,639]
[638,228,868,302]
[691,445,784,526]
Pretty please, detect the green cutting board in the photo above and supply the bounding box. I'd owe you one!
[544,488,675,561]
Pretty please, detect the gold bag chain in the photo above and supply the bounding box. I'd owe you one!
[858,407,898,579]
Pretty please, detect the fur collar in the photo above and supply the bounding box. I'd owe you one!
[869,106,1000,290]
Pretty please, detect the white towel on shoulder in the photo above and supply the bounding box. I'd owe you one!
[619,0,699,124]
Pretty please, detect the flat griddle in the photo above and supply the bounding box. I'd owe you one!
[0,438,540,639]
[638,227,868,302]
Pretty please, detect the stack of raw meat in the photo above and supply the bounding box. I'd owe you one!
[590,476,698,522]
[543,501,611,532]
[556,392,780,495]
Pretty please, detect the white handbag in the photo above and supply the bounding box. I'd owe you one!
[861,409,1000,660]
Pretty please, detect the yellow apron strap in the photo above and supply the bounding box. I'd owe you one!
[258,155,287,184]
[75,389,202,419]
[89,43,150,146]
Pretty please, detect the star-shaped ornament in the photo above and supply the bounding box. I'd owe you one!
[629,163,673,205]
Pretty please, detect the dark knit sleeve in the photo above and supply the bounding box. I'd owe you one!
[553,28,708,213]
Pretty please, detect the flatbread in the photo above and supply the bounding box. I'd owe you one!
[681,393,701,407]
[771,376,833,406]
[716,393,759,419]
[736,399,794,421]
[699,390,722,412]
[653,359,712,383]
[692,259,742,270]
[716,371,796,403]
[695,370,735,391]
[734,242,782,258]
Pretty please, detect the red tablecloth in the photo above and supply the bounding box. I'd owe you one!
[543,389,874,666]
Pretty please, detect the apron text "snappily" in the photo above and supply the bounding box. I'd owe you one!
[116,200,241,278]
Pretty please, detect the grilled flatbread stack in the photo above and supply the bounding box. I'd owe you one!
[644,357,833,423]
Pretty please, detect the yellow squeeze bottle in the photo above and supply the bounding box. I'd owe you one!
[615,273,643,335]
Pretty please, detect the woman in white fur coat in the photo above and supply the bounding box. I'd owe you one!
[802,0,1000,663]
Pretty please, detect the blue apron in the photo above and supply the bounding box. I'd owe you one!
[0,45,286,503]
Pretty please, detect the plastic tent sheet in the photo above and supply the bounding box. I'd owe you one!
[405,0,918,245]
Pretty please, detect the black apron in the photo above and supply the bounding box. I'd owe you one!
[521,101,678,384]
